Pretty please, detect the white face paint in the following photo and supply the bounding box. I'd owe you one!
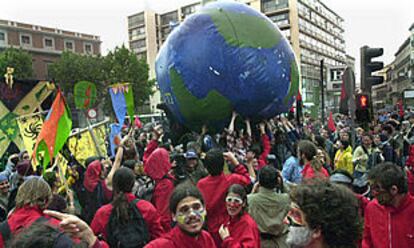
[286,226,313,248]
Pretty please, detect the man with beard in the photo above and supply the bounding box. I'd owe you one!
[145,183,216,247]
[286,180,361,248]
[363,162,414,248]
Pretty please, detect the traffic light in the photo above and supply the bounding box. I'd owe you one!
[355,94,370,123]
[360,46,384,92]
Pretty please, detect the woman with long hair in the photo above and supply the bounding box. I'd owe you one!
[91,167,164,246]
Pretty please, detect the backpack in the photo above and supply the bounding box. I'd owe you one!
[81,181,105,224]
[106,199,149,248]
[134,176,155,202]
[134,175,175,202]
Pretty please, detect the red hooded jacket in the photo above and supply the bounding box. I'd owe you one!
[363,194,414,248]
[144,226,216,248]
[90,193,165,241]
[144,148,175,232]
[257,134,271,170]
[83,161,112,200]
[221,212,261,248]
[197,164,251,246]
[0,206,108,248]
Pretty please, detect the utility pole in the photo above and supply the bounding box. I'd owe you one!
[320,59,325,126]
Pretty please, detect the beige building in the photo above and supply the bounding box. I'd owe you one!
[372,23,414,110]
[0,19,101,80]
[128,0,347,114]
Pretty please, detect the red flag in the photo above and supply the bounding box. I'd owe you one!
[134,116,142,129]
[398,99,404,118]
[328,112,336,132]
[33,90,72,168]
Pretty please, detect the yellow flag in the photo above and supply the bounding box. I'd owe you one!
[17,114,44,156]
[68,124,107,166]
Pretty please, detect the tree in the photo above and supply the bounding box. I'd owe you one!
[49,46,153,117]
[0,48,33,79]
[103,45,154,108]
[48,51,105,96]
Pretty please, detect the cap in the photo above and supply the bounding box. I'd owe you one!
[184,150,198,159]
[330,173,353,185]
[0,174,8,183]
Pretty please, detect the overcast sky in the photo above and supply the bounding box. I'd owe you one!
[1,0,413,66]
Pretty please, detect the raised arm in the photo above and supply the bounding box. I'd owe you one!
[106,128,133,189]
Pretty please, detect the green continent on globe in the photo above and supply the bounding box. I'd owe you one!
[170,68,232,126]
[283,59,300,105]
[200,7,282,48]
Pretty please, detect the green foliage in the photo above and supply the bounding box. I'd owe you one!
[49,51,105,95]
[103,45,154,107]
[0,48,33,79]
[49,45,153,113]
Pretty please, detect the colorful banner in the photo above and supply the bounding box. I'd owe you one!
[67,122,108,166]
[17,113,44,157]
[0,80,54,158]
[33,90,72,169]
[109,83,135,124]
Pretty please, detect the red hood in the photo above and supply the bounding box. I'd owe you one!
[83,160,102,192]
[144,148,171,180]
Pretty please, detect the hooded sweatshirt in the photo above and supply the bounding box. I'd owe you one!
[144,148,175,231]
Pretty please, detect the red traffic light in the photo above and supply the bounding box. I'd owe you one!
[360,95,367,108]
[356,94,369,110]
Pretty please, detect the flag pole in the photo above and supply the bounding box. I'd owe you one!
[83,110,104,158]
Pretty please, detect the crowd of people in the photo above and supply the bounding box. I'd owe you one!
[0,109,414,248]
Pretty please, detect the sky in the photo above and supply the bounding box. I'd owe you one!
[1,0,413,67]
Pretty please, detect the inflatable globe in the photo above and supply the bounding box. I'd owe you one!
[156,0,299,130]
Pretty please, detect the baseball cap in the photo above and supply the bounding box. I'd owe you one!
[184,150,198,159]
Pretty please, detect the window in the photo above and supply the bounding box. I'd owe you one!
[129,14,145,27]
[161,11,178,25]
[65,40,74,51]
[44,37,54,49]
[129,27,145,40]
[84,43,93,54]
[261,0,289,13]
[20,34,32,46]
[130,39,146,50]
[0,32,5,41]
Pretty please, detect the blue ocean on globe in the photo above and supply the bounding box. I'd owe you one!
[156,0,300,130]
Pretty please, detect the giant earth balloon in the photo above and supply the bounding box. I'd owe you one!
[156,0,300,130]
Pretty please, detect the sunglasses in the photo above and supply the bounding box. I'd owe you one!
[177,202,204,216]
[225,196,243,205]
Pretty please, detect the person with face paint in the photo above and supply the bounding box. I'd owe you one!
[219,184,260,248]
[286,180,361,248]
[363,162,414,248]
[197,149,251,246]
[145,183,216,248]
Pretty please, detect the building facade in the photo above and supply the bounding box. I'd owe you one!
[372,23,414,110]
[128,0,347,114]
[0,19,101,80]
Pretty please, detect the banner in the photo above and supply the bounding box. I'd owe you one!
[67,121,108,166]
[0,80,54,158]
[17,113,44,157]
